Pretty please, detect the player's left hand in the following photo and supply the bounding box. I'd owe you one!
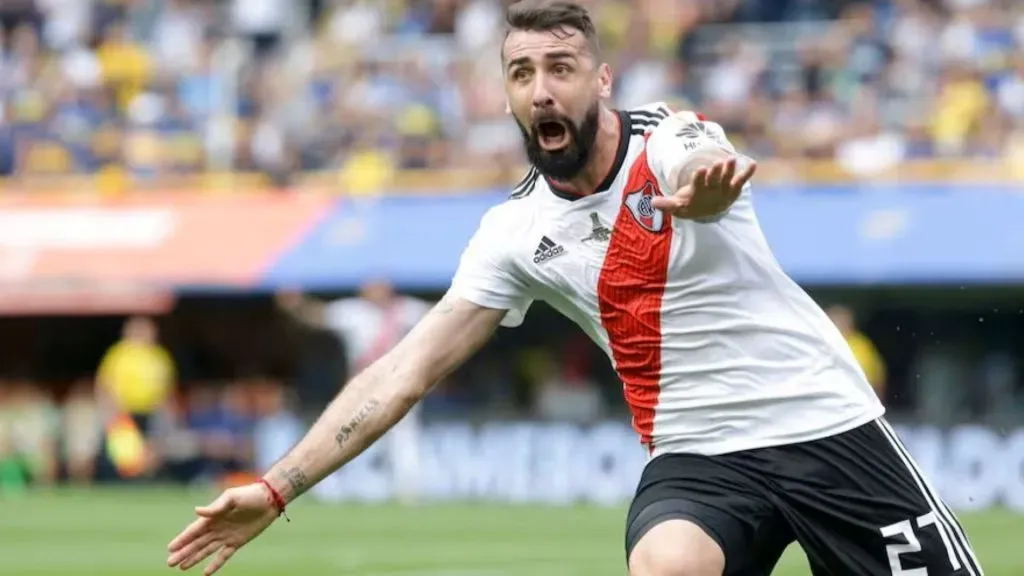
[651,156,757,220]
[166,483,280,575]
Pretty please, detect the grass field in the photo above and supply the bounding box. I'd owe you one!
[1,488,1020,575]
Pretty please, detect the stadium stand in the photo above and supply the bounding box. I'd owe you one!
[0,0,1021,195]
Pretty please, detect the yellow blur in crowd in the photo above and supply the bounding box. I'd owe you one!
[827,306,887,400]
[845,331,887,397]
[931,68,990,154]
[95,24,152,112]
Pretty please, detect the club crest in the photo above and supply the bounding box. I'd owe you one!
[624,181,665,233]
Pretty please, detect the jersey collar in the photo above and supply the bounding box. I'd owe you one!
[546,110,631,202]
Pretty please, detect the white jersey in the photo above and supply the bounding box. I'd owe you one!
[450,102,884,457]
[324,296,431,372]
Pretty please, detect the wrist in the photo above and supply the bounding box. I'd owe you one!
[257,477,291,521]
[264,466,310,504]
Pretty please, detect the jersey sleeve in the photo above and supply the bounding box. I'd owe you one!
[646,111,751,223]
[646,111,742,191]
[449,207,533,328]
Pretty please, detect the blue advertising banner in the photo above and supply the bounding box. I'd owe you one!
[252,418,1024,511]
[261,185,1024,289]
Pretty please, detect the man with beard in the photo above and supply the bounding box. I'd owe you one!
[166,2,982,576]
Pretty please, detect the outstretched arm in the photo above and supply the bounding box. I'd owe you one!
[262,292,505,502]
[168,205,528,576]
[647,111,756,221]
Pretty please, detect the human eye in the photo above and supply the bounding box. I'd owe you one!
[511,67,532,82]
[552,63,572,75]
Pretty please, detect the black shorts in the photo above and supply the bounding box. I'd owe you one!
[626,419,983,575]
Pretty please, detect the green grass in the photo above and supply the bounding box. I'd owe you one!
[0,488,1020,575]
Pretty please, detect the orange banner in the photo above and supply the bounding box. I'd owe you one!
[0,193,331,286]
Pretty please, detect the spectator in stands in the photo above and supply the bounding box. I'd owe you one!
[252,378,302,476]
[62,378,101,484]
[4,377,58,486]
[230,0,288,61]
[95,316,176,478]
[2,0,1023,188]
[0,383,29,493]
[931,62,989,156]
[827,304,887,402]
[179,383,253,482]
[338,128,396,195]
[95,19,151,114]
[149,0,211,78]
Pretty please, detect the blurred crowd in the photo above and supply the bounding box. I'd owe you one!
[0,286,1019,491]
[0,291,621,489]
[1,0,1023,192]
[0,314,296,490]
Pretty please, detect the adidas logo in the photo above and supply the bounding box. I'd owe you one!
[533,236,565,264]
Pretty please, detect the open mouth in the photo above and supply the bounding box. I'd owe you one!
[536,120,570,151]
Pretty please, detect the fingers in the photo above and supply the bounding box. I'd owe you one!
[653,156,757,217]
[204,546,237,576]
[650,191,688,212]
[691,166,709,190]
[168,517,211,554]
[168,531,217,568]
[181,539,224,571]
[731,159,757,189]
[703,158,735,190]
[706,160,725,189]
[196,493,236,518]
[720,157,736,188]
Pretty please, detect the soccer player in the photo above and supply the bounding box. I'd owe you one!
[167,2,983,575]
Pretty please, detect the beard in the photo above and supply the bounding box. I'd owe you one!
[516,102,600,181]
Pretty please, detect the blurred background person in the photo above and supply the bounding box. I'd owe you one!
[95,316,176,480]
[1,376,58,489]
[828,304,887,403]
[276,279,432,504]
[171,383,252,484]
[61,378,101,485]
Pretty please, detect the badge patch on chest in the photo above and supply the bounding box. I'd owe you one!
[624,182,666,233]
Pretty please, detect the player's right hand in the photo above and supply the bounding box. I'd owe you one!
[652,154,756,221]
[166,483,280,575]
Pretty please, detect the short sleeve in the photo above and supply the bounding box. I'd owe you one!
[645,110,741,192]
[646,111,752,223]
[449,207,533,328]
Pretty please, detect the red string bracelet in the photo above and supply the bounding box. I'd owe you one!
[258,478,290,522]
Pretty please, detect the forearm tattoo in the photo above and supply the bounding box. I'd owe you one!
[276,466,309,498]
[334,399,381,448]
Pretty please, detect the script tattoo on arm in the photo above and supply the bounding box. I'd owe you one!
[334,399,382,448]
